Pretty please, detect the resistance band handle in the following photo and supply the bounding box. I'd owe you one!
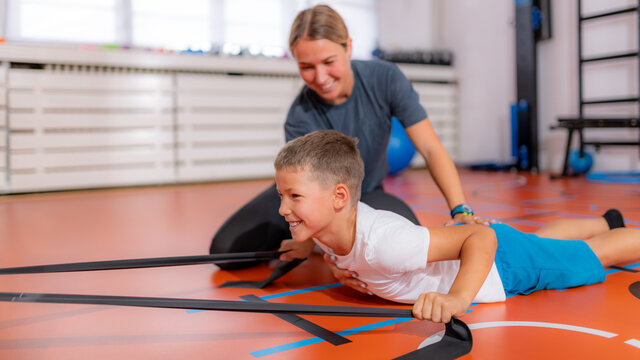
[394,316,472,359]
[0,251,286,275]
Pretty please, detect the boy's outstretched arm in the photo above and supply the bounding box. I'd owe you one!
[413,225,497,323]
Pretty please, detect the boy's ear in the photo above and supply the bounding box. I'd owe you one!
[333,183,351,210]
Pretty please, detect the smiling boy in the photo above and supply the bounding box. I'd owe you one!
[274,130,639,323]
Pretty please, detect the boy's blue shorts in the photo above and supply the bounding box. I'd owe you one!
[490,223,606,297]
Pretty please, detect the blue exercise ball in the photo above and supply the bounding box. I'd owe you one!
[569,150,593,174]
[387,117,416,175]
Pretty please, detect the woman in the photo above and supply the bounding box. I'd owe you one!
[210,4,486,293]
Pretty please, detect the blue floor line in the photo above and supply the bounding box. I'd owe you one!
[186,283,343,314]
[520,207,551,214]
[606,262,640,275]
[521,195,575,206]
[261,283,343,300]
[554,211,599,219]
[250,317,413,357]
[507,218,547,227]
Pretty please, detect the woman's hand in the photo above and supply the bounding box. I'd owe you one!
[323,253,372,295]
[279,238,316,261]
[412,292,468,323]
[445,213,497,226]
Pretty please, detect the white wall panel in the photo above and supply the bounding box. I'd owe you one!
[414,82,459,162]
[180,128,282,143]
[10,129,174,149]
[0,47,457,192]
[175,73,300,182]
[178,93,291,109]
[177,162,276,182]
[9,92,173,109]
[10,167,175,192]
[0,64,6,193]
[177,74,298,92]
[180,112,284,125]
[11,148,173,168]
[10,113,172,128]
[179,144,282,161]
[9,70,173,89]
[7,68,176,192]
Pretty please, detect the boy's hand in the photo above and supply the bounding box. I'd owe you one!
[279,238,315,261]
[324,254,371,295]
[445,213,497,226]
[412,292,468,323]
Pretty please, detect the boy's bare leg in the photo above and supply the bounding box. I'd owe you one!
[535,217,610,240]
[584,228,640,266]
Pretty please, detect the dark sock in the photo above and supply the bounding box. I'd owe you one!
[603,209,625,229]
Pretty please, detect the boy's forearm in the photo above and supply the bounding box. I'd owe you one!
[447,227,497,305]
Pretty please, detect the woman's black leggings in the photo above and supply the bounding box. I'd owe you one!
[209,183,419,269]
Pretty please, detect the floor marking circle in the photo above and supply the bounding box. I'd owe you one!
[418,320,618,350]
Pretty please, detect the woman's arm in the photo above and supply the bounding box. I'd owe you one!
[405,119,490,225]
[412,224,497,323]
[405,119,463,209]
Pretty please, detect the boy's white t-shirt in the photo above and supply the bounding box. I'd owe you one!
[314,202,506,304]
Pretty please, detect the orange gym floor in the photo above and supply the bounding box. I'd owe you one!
[0,168,638,359]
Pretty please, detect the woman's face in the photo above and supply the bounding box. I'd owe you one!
[292,38,353,105]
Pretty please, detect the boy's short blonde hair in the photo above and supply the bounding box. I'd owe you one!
[274,130,365,204]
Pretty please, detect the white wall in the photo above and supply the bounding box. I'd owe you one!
[536,0,578,171]
[382,0,640,172]
[538,0,640,172]
[0,0,5,39]
[378,0,438,51]
[379,0,515,165]
[439,0,516,165]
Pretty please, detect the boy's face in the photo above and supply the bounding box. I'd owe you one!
[275,167,336,242]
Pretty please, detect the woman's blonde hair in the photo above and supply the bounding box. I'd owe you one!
[289,4,349,52]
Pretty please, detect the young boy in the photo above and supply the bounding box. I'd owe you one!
[274,130,638,323]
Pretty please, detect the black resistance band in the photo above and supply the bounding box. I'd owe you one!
[394,316,472,360]
[0,291,472,359]
[0,292,413,316]
[240,294,351,345]
[631,281,640,300]
[0,251,286,275]
[609,265,639,273]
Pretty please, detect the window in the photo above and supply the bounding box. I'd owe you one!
[223,0,286,56]
[131,0,211,51]
[4,0,379,59]
[5,0,118,44]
